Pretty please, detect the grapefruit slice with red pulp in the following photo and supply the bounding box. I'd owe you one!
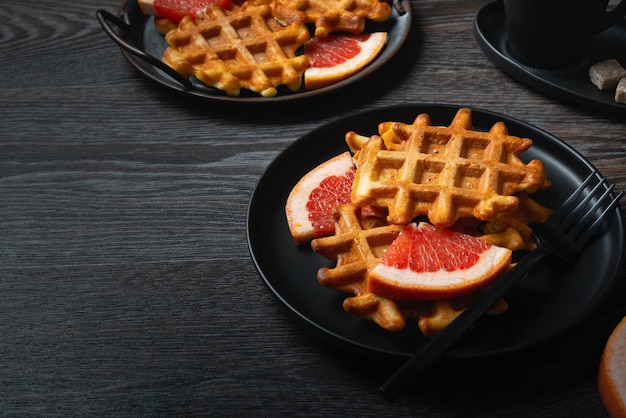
[304,32,387,90]
[285,152,355,244]
[145,0,232,22]
[368,222,512,300]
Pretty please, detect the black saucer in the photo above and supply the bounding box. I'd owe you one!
[474,0,626,116]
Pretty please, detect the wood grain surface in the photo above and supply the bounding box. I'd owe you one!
[1,0,625,415]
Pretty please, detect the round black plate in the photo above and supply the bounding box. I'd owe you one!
[247,104,625,360]
[474,0,626,116]
[101,0,412,103]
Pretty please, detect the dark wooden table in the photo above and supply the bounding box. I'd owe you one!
[1,0,625,415]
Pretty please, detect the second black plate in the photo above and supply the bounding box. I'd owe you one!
[98,0,412,103]
[247,104,624,360]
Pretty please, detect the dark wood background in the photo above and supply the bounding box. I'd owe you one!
[1,0,625,415]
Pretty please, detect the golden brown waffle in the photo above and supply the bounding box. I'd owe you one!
[162,3,310,97]
[311,204,406,331]
[311,204,510,335]
[271,0,392,38]
[346,132,553,250]
[448,192,553,252]
[399,294,509,338]
[154,17,178,35]
[479,193,553,251]
[349,108,550,227]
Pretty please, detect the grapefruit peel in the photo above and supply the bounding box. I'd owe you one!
[285,152,355,245]
[304,32,388,90]
[368,222,512,301]
[139,0,233,22]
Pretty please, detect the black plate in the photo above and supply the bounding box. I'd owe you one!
[247,104,625,360]
[97,0,412,103]
[474,0,626,116]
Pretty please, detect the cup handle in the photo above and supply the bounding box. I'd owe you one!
[599,0,626,31]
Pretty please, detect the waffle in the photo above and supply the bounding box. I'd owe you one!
[271,0,392,38]
[399,293,509,338]
[162,3,310,97]
[349,108,550,227]
[154,17,178,35]
[478,193,553,251]
[312,204,406,331]
[312,204,510,335]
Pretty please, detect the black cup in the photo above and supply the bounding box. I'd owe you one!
[504,0,626,69]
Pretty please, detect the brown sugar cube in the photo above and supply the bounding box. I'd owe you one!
[589,59,626,90]
[615,78,626,104]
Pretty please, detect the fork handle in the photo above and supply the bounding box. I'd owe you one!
[379,248,548,401]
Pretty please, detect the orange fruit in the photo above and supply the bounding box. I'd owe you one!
[285,152,355,244]
[368,222,512,300]
[599,316,626,418]
[304,32,387,90]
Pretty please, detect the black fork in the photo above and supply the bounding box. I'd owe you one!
[380,170,623,401]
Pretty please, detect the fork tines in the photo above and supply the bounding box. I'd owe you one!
[552,171,623,242]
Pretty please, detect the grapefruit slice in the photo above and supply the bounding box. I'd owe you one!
[285,152,355,244]
[304,32,387,90]
[599,316,626,418]
[139,0,232,22]
[368,222,512,300]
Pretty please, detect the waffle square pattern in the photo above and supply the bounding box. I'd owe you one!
[312,204,407,331]
[272,0,392,38]
[163,3,310,97]
[351,108,550,227]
